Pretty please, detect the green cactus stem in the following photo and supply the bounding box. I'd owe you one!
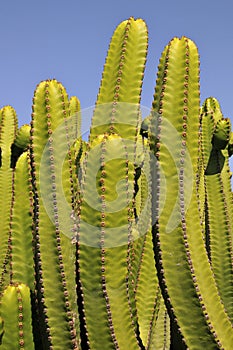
[0,16,232,350]
[14,124,30,150]
[30,79,80,349]
[77,133,140,349]
[9,151,34,290]
[131,131,169,349]
[201,97,233,322]
[11,124,30,168]
[67,95,82,217]
[0,106,18,293]
[76,17,148,349]
[0,283,34,349]
[134,227,170,349]
[89,17,148,141]
[147,297,170,350]
[212,118,231,151]
[69,96,81,139]
[150,36,233,349]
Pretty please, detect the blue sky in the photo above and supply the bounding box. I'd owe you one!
[0,0,233,129]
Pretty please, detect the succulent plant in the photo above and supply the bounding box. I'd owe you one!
[0,17,232,350]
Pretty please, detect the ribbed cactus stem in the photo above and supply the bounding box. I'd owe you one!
[14,124,30,150]
[77,133,140,348]
[151,36,233,349]
[131,132,168,349]
[67,95,82,226]
[9,151,34,290]
[148,297,170,350]
[30,79,80,349]
[0,16,232,349]
[0,106,18,293]
[76,17,148,349]
[201,97,233,322]
[0,283,34,349]
[89,17,148,141]
[134,228,167,348]
[69,96,81,139]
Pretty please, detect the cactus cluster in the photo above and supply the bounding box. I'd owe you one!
[0,17,233,350]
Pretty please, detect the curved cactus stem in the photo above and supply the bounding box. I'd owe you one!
[202,97,223,124]
[212,118,231,150]
[14,124,30,150]
[150,37,233,349]
[30,79,80,349]
[9,151,34,290]
[201,97,233,322]
[0,106,18,293]
[205,172,233,320]
[89,17,148,141]
[76,17,148,349]
[11,124,30,168]
[0,283,34,349]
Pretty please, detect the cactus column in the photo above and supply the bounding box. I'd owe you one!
[150,36,233,349]
[201,97,233,322]
[0,106,18,292]
[30,79,80,349]
[76,17,149,349]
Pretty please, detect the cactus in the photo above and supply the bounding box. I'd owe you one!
[149,36,233,349]
[200,97,233,322]
[76,17,149,349]
[30,79,80,349]
[0,106,18,292]
[0,283,34,349]
[0,16,233,350]
[11,124,31,168]
[8,150,34,289]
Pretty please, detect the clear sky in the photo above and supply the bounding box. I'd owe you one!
[0,1,233,131]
